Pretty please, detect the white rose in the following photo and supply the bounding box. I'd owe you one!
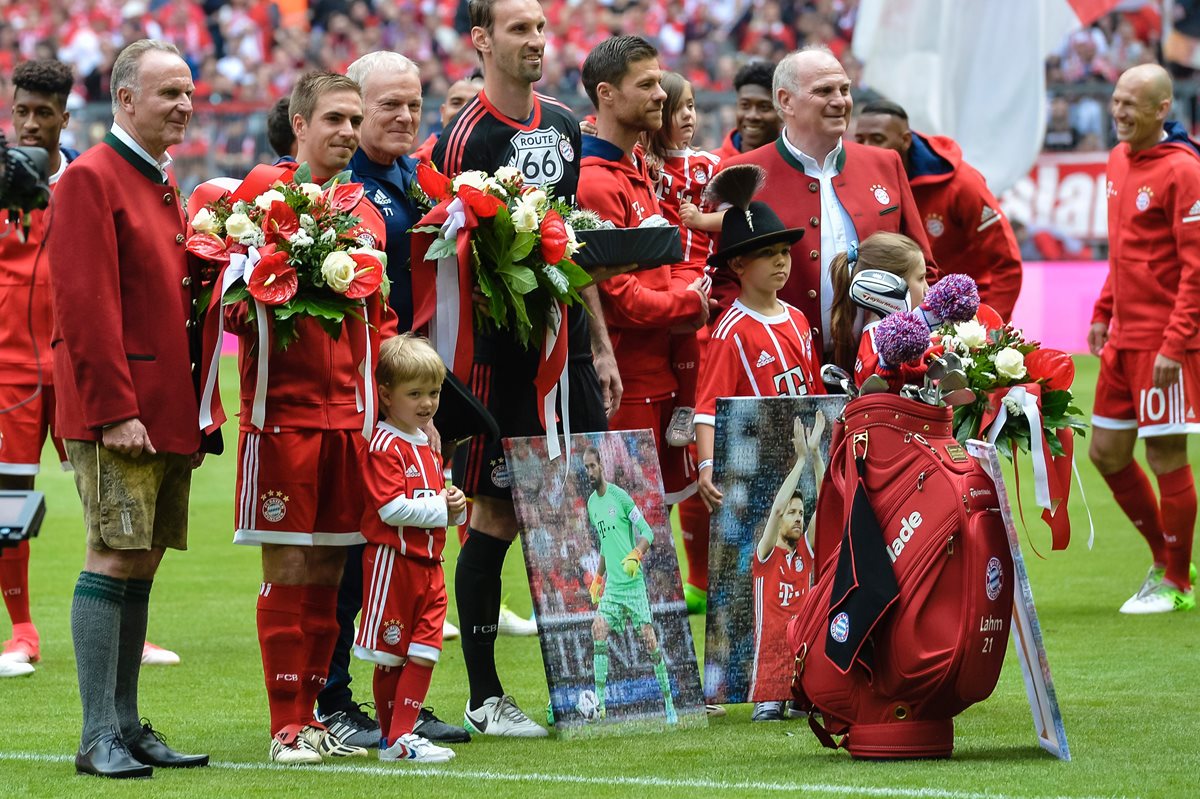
[299,183,323,203]
[452,170,488,192]
[321,251,356,293]
[191,207,218,234]
[993,347,1027,380]
[564,222,581,257]
[254,189,287,210]
[523,189,548,211]
[953,319,988,349]
[224,212,259,244]
[511,199,540,233]
[494,166,522,185]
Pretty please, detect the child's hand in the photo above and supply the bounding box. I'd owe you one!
[680,201,702,229]
[699,469,723,512]
[445,486,467,518]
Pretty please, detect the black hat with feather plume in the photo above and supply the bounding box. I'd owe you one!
[703,164,805,269]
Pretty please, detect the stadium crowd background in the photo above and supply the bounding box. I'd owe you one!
[0,0,1179,256]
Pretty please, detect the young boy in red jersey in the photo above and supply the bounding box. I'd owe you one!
[354,334,466,763]
[694,164,823,511]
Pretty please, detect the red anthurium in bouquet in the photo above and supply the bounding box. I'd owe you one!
[185,162,390,348]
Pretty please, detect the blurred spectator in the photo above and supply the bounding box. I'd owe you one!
[1044,95,1083,151]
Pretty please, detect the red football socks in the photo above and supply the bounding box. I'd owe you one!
[1103,461,1167,565]
[257,582,306,735]
[678,494,710,591]
[299,584,340,724]
[373,665,400,743]
[0,539,32,626]
[389,659,434,740]
[1156,466,1196,590]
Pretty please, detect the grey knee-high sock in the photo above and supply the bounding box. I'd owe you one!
[72,572,127,747]
[116,579,152,740]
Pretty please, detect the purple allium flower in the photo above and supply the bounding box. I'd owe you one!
[925,273,980,323]
[876,312,931,365]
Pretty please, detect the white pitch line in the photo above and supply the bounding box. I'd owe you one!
[0,752,1141,799]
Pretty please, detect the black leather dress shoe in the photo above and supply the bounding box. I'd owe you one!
[75,726,153,779]
[126,721,210,768]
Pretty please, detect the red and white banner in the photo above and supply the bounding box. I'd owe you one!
[1000,151,1108,241]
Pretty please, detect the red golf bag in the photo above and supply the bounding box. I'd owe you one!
[786,394,1014,759]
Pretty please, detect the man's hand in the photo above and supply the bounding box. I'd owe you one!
[1153,353,1183,390]
[445,485,467,519]
[422,420,442,454]
[589,573,604,604]
[190,451,206,470]
[593,348,623,418]
[621,548,643,578]
[1087,321,1109,356]
[102,418,156,458]
[698,468,723,512]
[585,263,640,286]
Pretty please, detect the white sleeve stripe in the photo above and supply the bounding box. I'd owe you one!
[713,308,744,340]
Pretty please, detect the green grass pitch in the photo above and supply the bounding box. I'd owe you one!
[0,355,1196,798]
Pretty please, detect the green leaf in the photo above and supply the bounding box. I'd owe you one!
[410,225,443,235]
[293,163,312,184]
[510,231,536,262]
[222,284,250,305]
[496,263,538,294]
[322,170,352,188]
[559,259,593,289]
[424,236,459,262]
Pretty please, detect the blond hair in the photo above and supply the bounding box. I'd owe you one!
[829,231,924,372]
[376,333,447,389]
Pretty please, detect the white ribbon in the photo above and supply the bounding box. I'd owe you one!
[542,303,571,463]
[431,197,466,370]
[986,385,1051,512]
[359,301,376,439]
[1071,457,1096,550]
[198,246,268,430]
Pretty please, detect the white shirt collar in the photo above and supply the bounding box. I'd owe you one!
[110,122,172,181]
[49,150,68,185]
[780,127,843,176]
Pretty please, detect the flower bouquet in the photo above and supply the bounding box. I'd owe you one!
[187,162,388,349]
[409,163,591,350]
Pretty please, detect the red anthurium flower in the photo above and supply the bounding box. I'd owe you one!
[262,200,299,245]
[416,162,453,203]
[345,252,385,299]
[975,303,1004,332]
[1024,348,1075,391]
[458,185,505,218]
[247,250,298,305]
[325,182,366,213]
[185,232,230,265]
[539,209,568,264]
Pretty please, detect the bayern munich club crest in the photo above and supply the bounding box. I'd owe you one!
[382,619,404,646]
[489,458,511,489]
[925,213,945,238]
[558,136,575,162]
[692,166,709,184]
[830,612,850,643]
[260,490,289,523]
[985,557,1004,601]
[870,183,891,205]
[1136,185,1153,212]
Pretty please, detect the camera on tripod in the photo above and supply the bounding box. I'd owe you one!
[0,133,51,214]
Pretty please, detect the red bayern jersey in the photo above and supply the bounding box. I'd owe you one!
[0,153,68,384]
[695,299,824,426]
[656,147,721,271]
[750,543,811,699]
[361,421,447,561]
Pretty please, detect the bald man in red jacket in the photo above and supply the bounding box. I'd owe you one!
[713,48,934,360]
[854,99,1023,320]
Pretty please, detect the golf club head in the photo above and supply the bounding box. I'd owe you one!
[936,370,969,393]
[925,357,947,382]
[941,352,963,372]
[860,374,891,395]
[821,363,852,391]
[942,387,977,406]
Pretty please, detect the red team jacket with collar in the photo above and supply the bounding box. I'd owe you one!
[230,162,398,431]
[695,299,824,427]
[0,149,74,385]
[1093,120,1200,362]
[711,129,743,161]
[578,138,707,402]
[714,139,935,355]
[49,137,207,454]
[907,133,1022,321]
[362,422,453,562]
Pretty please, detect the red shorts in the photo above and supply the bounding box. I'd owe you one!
[354,544,446,666]
[0,383,66,475]
[609,397,696,505]
[1093,348,1200,437]
[234,429,366,546]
